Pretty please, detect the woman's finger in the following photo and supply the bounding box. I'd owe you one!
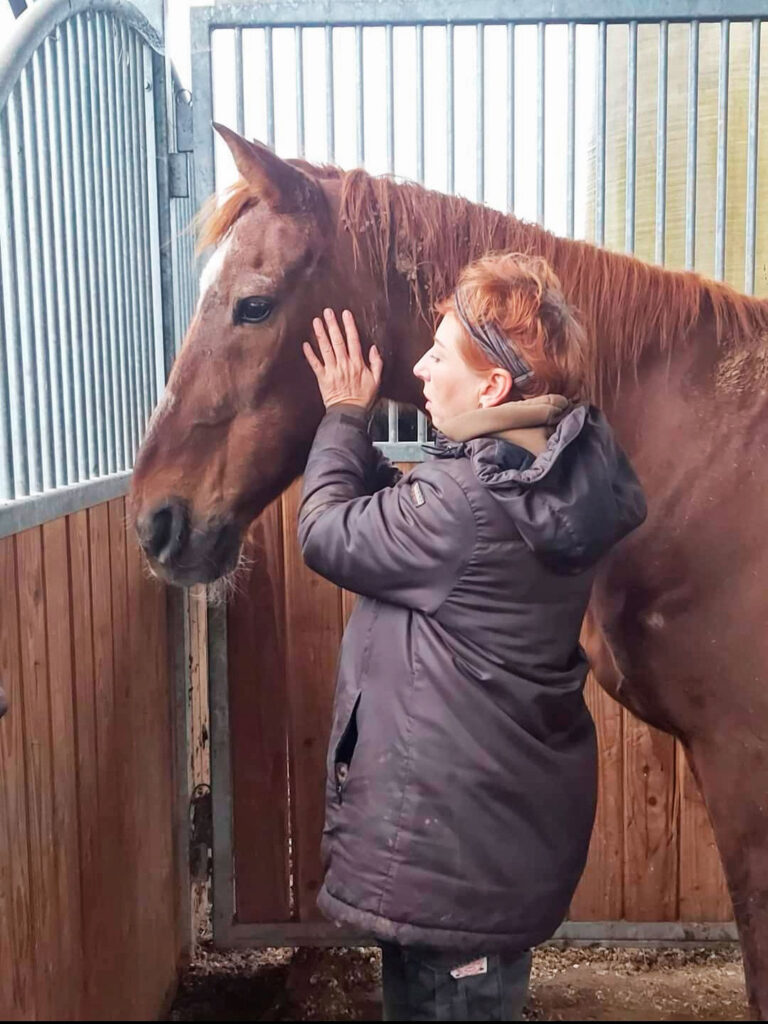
[313,317,336,367]
[369,344,384,386]
[342,309,364,366]
[323,308,348,357]
[302,341,324,377]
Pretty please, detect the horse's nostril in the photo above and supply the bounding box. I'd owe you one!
[142,501,189,565]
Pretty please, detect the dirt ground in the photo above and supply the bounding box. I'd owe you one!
[168,942,748,1021]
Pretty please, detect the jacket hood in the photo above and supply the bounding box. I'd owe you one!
[429,404,647,574]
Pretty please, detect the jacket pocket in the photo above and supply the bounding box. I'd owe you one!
[333,692,361,803]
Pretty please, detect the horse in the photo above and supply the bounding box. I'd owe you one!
[129,124,768,1018]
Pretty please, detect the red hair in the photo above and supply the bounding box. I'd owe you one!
[436,252,587,400]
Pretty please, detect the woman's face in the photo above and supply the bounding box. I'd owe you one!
[413,312,511,430]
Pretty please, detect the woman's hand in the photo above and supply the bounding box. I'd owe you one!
[303,308,383,411]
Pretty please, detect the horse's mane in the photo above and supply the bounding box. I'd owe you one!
[339,171,768,401]
[198,163,768,402]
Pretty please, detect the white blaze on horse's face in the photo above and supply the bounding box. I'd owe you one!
[195,234,233,313]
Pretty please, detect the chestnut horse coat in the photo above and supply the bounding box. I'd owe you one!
[298,403,646,953]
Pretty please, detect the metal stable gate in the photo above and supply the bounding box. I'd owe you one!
[0,4,202,1013]
[190,0,768,949]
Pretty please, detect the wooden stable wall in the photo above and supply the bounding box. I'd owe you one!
[0,497,182,1021]
[227,471,733,936]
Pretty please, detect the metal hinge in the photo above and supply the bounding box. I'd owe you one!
[169,88,194,198]
[189,783,212,883]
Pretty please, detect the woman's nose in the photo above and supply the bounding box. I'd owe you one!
[413,359,427,380]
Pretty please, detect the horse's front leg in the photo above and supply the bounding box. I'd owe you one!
[682,730,768,1020]
[586,573,768,1021]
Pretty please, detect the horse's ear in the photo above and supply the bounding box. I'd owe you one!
[213,123,317,212]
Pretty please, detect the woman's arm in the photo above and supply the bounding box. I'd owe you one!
[298,405,475,612]
[299,309,474,611]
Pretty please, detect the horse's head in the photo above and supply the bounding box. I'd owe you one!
[130,126,387,586]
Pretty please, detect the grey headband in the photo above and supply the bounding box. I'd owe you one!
[453,287,535,387]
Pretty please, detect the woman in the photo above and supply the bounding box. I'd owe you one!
[299,253,646,1021]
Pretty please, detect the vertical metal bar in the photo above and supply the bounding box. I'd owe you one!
[95,13,118,474]
[107,13,130,470]
[295,26,305,157]
[78,14,105,476]
[150,49,174,390]
[446,22,454,193]
[388,401,399,444]
[132,31,153,431]
[265,25,275,149]
[0,108,25,497]
[655,20,668,266]
[385,23,394,173]
[126,30,146,437]
[595,21,607,246]
[19,63,49,492]
[113,21,140,460]
[685,20,699,271]
[417,410,428,443]
[105,14,132,470]
[325,25,335,162]
[191,6,215,230]
[566,22,576,238]
[745,19,760,295]
[476,23,484,202]
[355,25,364,165]
[507,22,515,212]
[625,20,637,254]
[33,43,67,488]
[59,22,88,483]
[234,27,244,136]
[416,25,424,183]
[537,21,545,225]
[143,42,167,404]
[715,19,729,281]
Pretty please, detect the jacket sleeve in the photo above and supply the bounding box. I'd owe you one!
[298,405,476,613]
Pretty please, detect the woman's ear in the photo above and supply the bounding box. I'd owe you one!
[479,368,513,408]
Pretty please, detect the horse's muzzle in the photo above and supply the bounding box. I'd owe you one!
[135,499,241,585]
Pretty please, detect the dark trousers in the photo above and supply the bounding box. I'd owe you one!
[379,942,532,1022]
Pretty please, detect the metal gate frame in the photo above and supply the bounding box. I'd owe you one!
[190,0,756,949]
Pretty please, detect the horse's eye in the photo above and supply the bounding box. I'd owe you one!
[235,296,273,324]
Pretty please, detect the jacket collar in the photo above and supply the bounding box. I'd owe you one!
[428,395,571,457]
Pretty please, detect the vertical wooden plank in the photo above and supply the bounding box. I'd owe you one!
[107,497,139,1017]
[282,479,344,920]
[623,711,678,920]
[0,535,35,1020]
[570,672,624,920]
[15,527,57,1019]
[87,503,119,1018]
[42,519,84,1019]
[67,510,100,1018]
[126,503,176,1015]
[229,501,291,921]
[678,743,732,920]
